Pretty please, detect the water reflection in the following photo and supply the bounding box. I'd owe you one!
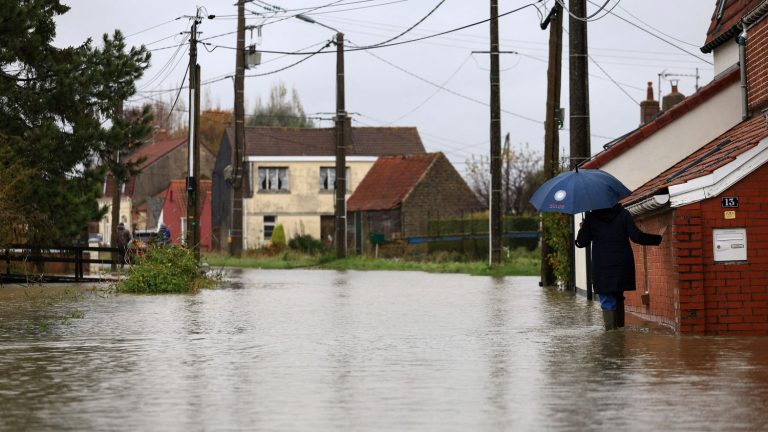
[0,271,766,431]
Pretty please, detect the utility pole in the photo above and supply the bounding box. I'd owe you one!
[569,0,591,293]
[569,0,591,168]
[230,0,246,257]
[489,0,502,265]
[335,32,348,259]
[187,12,201,258]
[489,0,503,265]
[541,2,563,287]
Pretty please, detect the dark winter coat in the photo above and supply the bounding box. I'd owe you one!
[575,204,662,294]
[116,227,131,249]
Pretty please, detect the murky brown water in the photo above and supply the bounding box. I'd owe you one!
[1,269,767,431]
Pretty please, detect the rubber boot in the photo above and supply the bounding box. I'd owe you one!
[602,310,617,331]
[616,296,625,328]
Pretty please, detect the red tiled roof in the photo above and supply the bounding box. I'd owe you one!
[226,126,426,157]
[583,67,740,170]
[102,137,188,199]
[130,137,188,169]
[347,153,440,212]
[702,0,764,53]
[624,115,768,205]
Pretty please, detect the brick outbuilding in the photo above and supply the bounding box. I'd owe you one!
[347,153,482,253]
[623,116,768,334]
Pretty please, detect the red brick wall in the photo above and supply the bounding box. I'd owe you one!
[632,211,678,330]
[672,205,706,333]
[667,164,768,335]
[746,16,768,111]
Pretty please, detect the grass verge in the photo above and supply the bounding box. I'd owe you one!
[204,248,540,277]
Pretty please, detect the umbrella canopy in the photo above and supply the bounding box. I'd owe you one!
[529,168,632,214]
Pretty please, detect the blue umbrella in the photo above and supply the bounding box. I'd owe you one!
[529,168,632,214]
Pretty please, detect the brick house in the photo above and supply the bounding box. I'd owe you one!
[212,126,426,250]
[347,153,482,253]
[99,131,216,244]
[580,0,768,334]
[159,179,213,251]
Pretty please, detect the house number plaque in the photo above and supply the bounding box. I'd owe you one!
[721,197,739,208]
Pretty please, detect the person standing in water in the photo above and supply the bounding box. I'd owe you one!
[575,204,663,330]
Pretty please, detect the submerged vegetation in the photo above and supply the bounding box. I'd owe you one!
[119,245,218,294]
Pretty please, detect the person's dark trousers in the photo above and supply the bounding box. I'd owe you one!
[616,295,625,328]
[599,293,620,330]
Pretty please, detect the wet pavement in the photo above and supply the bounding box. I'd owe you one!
[0,269,766,431]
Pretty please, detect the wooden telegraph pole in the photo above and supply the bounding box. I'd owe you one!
[569,0,592,294]
[230,0,246,257]
[187,12,201,259]
[489,0,502,265]
[335,32,348,258]
[541,2,563,287]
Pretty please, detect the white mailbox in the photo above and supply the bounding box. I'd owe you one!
[713,228,747,262]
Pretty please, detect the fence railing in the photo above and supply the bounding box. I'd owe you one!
[1,244,120,282]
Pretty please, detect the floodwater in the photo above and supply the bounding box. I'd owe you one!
[0,270,767,432]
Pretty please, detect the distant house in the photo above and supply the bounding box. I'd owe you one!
[98,130,216,244]
[160,179,213,251]
[347,152,482,253]
[578,0,768,334]
[212,126,426,250]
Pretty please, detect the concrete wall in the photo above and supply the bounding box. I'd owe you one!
[599,82,742,191]
[713,39,739,76]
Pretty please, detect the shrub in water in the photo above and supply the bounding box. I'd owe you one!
[119,245,212,294]
[288,234,326,255]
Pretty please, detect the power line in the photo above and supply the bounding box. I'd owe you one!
[360,47,543,124]
[562,27,638,105]
[386,53,473,125]
[244,40,334,77]
[583,0,713,65]
[354,0,448,49]
[125,16,184,39]
[556,0,622,22]
[205,2,544,55]
[166,63,190,123]
[615,3,700,48]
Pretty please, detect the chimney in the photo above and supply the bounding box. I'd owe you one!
[640,81,660,125]
[662,80,686,111]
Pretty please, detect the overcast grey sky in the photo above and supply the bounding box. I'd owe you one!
[54,1,715,172]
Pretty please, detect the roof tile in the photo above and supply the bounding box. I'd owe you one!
[228,126,426,157]
[347,153,440,211]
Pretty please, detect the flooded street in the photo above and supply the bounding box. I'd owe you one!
[1,269,767,431]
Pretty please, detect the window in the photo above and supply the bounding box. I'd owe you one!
[264,215,276,240]
[258,167,289,192]
[319,167,350,192]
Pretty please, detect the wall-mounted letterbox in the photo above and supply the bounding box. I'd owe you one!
[713,228,747,262]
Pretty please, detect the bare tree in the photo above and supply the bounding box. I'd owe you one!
[464,134,545,215]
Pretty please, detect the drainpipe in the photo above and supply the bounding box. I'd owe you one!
[738,25,748,120]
